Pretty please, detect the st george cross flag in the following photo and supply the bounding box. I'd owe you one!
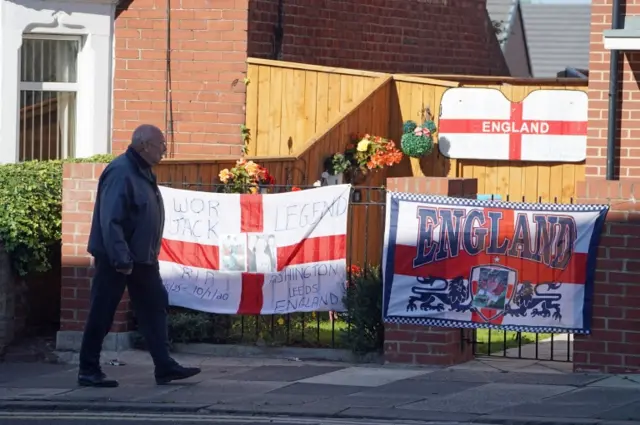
[382,191,609,334]
[437,87,588,162]
[159,184,351,315]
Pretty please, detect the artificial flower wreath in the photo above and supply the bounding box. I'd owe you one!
[401,119,437,158]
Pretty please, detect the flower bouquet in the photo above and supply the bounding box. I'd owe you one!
[350,133,403,173]
[218,159,275,194]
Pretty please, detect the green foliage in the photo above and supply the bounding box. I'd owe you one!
[400,120,436,158]
[331,153,352,175]
[342,264,385,355]
[0,154,115,276]
[400,132,434,158]
[424,119,437,135]
[167,309,218,344]
[403,120,418,134]
[240,125,251,155]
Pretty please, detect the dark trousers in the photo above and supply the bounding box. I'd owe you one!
[79,257,173,373]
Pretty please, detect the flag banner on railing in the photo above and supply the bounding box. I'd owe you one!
[382,192,609,334]
[159,184,351,315]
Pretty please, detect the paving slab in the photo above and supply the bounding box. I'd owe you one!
[341,394,426,408]
[226,365,345,382]
[400,383,575,414]
[271,383,368,397]
[0,364,70,384]
[51,384,182,403]
[494,371,605,386]
[588,376,640,388]
[597,401,640,421]
[550,387,640,405]
[172,379,289,394]
[364,379,481,397]
[298,366,430,387]
[489,401,609,418]
[3,369,79,389]
[472,358,542,372]
[137,386,249,404]
[411,369,504,384]
[213,393,332,408]
[0,387,73,400]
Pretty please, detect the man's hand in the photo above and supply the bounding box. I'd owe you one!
[116,267,133,275]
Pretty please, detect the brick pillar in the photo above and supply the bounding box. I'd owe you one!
[573,180,640,373]
[586,1,640,179]
[56,163,134,352]
[384,177,478,366]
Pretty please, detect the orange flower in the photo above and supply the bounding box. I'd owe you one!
[291,186,301,192]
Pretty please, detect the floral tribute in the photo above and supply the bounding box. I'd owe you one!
[400,119,437,158]
[218,159,275,194]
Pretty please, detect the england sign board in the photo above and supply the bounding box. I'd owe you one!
[437,88,588,162]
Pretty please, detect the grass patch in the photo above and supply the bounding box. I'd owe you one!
[474,329,552,355]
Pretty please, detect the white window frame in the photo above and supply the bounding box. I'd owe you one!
[0,0,118,163]
[19,33,82,160]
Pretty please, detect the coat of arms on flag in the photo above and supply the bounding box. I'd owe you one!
[382,191,609,333]
[158,184,351,315]
[437,87,588,162]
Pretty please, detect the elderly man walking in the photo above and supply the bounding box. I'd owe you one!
[78,124,201,387]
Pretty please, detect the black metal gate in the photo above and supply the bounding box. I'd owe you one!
[469,194,574,363]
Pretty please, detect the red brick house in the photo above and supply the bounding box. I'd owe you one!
[569,0,640,373]
[2,0,506,164]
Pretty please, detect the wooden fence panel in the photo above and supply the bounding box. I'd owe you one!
[245,59,384,158]
[155,158,298,190]
[388,76,588,202]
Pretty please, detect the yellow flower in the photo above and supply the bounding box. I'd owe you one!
[277,317,285,325]
[244,160,260,176]
[219,168,232,183]
[311,312,316,319]
[357,140,370,152]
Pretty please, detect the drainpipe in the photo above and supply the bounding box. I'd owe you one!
[607,0,622,180]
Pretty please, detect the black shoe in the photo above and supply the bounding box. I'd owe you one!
[78,371,119,388]
[155,363,201,385]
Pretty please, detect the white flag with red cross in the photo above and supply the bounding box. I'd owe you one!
[158,185,351,315]
[437,88,588,162]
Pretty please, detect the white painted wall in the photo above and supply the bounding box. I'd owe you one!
[0,0,117,163]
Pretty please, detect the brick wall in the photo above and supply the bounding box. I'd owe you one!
[573,0,640,373]
[110,0,507,159]
[573,180,640,373]
[384,177,478,366]
[112,0,249,158]
[587,0,640,179]
[248,0,508,75]
[59,164,131,336]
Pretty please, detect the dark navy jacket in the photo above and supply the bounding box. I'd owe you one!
[87,148,165,269]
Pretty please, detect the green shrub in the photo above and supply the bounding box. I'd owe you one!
[0,154,115,276]
[342,264,385,355]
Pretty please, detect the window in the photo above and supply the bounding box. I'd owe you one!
[19,35,80,161]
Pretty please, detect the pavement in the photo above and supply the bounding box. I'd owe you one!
[1,350,640,425]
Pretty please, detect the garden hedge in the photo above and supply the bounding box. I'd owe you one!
[0,154,115,276]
